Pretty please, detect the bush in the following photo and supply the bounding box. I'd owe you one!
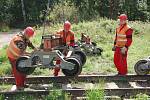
[47,1,78,24]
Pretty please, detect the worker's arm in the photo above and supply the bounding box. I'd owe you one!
[112,29,117,51]
[56,30,63,35]
[114,29,117,46]
[125,28,133,48]
[27,40,35,50]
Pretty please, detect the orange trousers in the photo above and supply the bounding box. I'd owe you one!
[114,47,128,75]
[8,57,26,88]
[53,60,61,76]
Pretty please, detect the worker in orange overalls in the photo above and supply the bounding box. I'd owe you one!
[112,14,133,75]
[54,21,75,76]
[7,27,36,91]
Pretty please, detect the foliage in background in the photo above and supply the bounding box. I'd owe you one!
[0,0,149,30]
[47,1,78,24]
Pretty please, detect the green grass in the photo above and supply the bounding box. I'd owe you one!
[132,93,150,100]
[0,84,12,91]
[46,90,67,100]
[86,80,105,100]
[0,45,8,64]
[0,24,10,32]
[0,46,11,76]
[0,94,4,100]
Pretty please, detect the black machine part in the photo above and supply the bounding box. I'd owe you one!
[80,41,103,56]
[54,45,87,66]
[62,57,82,76]
[73,50,86,66]
[16,56,36,75]
[95,47,103,55]
[134,59,150,75]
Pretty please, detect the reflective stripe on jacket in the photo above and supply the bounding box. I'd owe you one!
[115,24,131,47]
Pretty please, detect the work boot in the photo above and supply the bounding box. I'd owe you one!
[115,72,127,76]
[11,85,24,91]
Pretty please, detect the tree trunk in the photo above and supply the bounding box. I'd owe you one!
[21,0,26,23]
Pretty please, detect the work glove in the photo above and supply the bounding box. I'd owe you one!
[121,47,127,55]
[112,46,116,51]
[34,47,38,51]
[23,52,31,56]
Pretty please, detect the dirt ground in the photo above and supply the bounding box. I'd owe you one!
[0,29,21,48]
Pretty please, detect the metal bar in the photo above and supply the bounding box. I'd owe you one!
[1,88,150,99]
[0,75,150,84]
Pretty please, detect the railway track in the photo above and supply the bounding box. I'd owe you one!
[1,88,150,99]
[1,75,150,84]
[1,75,150,99]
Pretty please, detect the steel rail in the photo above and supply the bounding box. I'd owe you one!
[0,75,150,84]
[1,88,150,99]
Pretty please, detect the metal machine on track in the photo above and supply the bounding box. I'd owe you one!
[16,34,86,76]
[134,56,150,75]
[77,33,103,56]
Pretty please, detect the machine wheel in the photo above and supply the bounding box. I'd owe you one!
[134,59,149,75]
[16,56,35,75]
[62,58,82,76]
[71,54,82,66]
[74,50,86,66]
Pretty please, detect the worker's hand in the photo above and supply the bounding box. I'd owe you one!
[67,45,74,51]
[34,47,38,51]
[121,47,127,55]
[23,52,31,56]
[112,46,116,51]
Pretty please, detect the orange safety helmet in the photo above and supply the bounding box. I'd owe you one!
[118,14,128,21]
[64,21,71,31]
[24,27,35,37]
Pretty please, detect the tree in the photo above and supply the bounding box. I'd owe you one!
[21,0,26,23]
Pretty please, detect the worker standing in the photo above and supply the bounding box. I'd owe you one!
[54,21,75,76]
[7,27,36,91]
[112,14,133,75]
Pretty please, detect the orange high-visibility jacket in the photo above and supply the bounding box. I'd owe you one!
[7,35,24,59]
[56,30,75,46]
[115,24,131,47]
